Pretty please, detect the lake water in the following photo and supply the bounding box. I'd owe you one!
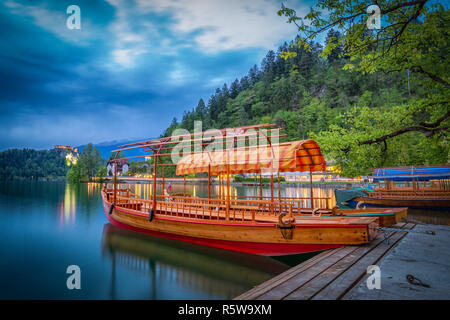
[0,181,447,299]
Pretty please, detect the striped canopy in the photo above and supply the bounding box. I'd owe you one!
[176,139,327,175]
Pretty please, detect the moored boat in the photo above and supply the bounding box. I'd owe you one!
[294,207,407,227]
[100,124,407,256]
[336,165,450,210]
[102,190,378,256]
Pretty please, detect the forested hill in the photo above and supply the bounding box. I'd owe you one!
[161,30,447,176]
[0,148,68,180]
[163,31,411,140]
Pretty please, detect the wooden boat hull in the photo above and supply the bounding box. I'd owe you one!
[102,192,378,256]
[351,197,450,210]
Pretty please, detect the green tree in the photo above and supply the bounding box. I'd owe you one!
[96,166,107,178]
[0,148,68,180]
[279,0,449,176]
[67,162,84,183]
[78,143,102,179]
[66,143,104,182]
[324,29,344,65]
[273,110,301,140]
[109,151,125,160]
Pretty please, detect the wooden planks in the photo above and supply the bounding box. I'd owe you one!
[234,223,415,300]
[255,246,360,300]
[235,249,340,300]
[312,223,414,300]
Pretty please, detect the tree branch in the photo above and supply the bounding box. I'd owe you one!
[410,66,450,88]
[359,109,450,146]
[384,1,426,54]
[341,108,450,153]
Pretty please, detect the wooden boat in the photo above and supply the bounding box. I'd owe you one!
[336,165,450,210]
[100,124,406,256]
[102,189,379,256]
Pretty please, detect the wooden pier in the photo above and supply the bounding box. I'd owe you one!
[235,222,418,300]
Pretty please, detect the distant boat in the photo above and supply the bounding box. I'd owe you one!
[101,124,406,256]
[335,165,450,210]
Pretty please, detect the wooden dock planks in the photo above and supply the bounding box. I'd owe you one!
[234,222,415,300]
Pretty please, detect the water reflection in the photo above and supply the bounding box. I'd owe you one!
[0,181,448,299]
[59,183,76,225]
[57,182,103,227]
[101,224,290,299]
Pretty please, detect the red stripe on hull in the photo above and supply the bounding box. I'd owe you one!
[103,208,343,256]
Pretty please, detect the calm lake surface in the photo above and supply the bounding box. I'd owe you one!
[0,181,447,299]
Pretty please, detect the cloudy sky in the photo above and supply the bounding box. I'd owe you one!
[0,0,310,150]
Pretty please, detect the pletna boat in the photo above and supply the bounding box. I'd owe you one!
[335,165,450,210]
[101,124,406,256]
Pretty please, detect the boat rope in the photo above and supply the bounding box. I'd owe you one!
[400,217,428,225]
[377,226,435,245]
[376,227,436,235]
[406,274,431,288]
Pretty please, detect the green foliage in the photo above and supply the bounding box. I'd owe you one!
[78,143,103,179]
[67,143,104,182]
[67,162,85,183]
[277,0,449,176]
[0,148,68,180]
[96,166,107,178]
[273,110,302,140]
[126,161,151,176]
[109,151,125,160]
[0,149,68,180]
[160,1,448,177]
[312,103,449,176]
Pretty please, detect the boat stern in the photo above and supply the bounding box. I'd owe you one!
[367,218,379,241]
[392,207,408,223]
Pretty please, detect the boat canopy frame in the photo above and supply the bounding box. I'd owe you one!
[109,124,328,217]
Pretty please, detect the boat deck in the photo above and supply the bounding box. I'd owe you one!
[234,222,416,300]
[368,188,450,200]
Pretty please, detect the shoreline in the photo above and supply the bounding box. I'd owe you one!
[1,177,365,188]
[114,179,364,188]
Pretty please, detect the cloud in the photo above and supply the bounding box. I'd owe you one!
[112,48,147,67]
[135,0,306,53]
[104,0,151,67]
[2,0,96,45]
[105,0,306,67]
[0,0,310,149]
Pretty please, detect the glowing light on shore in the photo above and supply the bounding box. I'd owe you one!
[65,153,78,166]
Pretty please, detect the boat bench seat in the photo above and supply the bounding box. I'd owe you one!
[230,205,260,211]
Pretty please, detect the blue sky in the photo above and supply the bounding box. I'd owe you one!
[0,0,311,150]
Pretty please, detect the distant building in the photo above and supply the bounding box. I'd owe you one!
[243,170,332,182]
[107,159,129,176]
